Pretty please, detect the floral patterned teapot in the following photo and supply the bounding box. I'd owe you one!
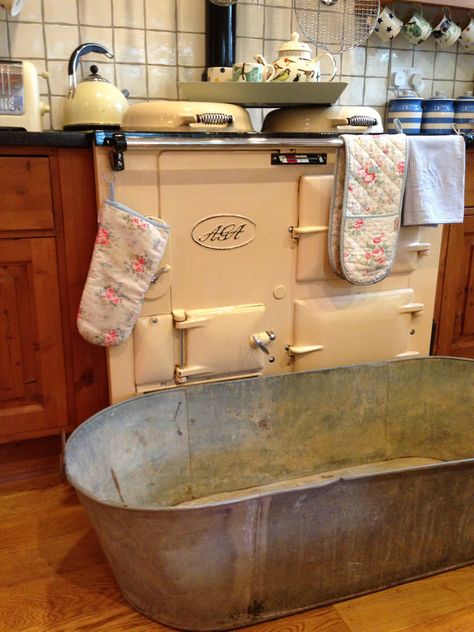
[257,32,337,83]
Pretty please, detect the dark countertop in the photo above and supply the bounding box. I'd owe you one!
[0,130,94,147]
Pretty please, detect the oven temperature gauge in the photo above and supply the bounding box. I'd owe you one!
[272,153,327,165]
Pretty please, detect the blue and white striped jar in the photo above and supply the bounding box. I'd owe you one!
[421,93,454,135]
[387,96,423,135]
[454,92,474,134]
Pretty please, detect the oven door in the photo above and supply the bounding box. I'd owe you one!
[174,303,268,383]
[132,303,272,391]
[291,288,424,370]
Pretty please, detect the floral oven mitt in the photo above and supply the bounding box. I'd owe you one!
[77,199,169,346]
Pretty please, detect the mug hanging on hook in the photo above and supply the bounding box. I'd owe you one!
[0,0,26,16]
[401,2,432,45]
[459,10,474,51]
[432,6,461,48]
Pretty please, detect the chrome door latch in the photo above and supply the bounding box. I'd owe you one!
[250,330,276,363]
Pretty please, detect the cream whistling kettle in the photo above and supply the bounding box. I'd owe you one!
[257,32,337,83]
[63,43,129,129]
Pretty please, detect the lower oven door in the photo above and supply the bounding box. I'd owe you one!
[133,303,273,391]
[174,303,268,383]
[291,288,424,370]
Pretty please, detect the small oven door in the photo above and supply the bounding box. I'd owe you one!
[132,303,272,391]
[294,175,436,282]
[174,303,268,383]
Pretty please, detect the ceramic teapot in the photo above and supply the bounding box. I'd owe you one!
[257,32,337,83]
[63,43,129,129]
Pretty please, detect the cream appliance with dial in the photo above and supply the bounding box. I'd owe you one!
[94,108,442,403]
[0,60,49,130]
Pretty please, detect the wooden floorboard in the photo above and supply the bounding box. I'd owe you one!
[0,475,473,632]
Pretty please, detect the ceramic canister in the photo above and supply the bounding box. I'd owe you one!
[387,96,423,135]
[454,92,474,134]
[421,93,454,135]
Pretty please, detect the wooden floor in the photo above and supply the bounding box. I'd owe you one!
[1,474,473,632]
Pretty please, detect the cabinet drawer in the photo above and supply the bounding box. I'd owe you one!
[0,156,54,230]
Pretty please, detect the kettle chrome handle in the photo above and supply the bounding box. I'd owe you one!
[67,43,114,94]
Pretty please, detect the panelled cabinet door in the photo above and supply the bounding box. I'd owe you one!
[434,152,474,358]
[0,238,68,441]
[435,215,474,358]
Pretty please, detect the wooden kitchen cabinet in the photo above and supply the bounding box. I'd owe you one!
[433,150,474,358]
[0,238,68,441]
[0,145,108,445]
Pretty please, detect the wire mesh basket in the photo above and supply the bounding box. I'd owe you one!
[294,0,380,53]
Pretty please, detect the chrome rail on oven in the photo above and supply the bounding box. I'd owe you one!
[97,131,345,171]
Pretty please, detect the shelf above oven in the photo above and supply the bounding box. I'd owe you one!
[178,82,348,107]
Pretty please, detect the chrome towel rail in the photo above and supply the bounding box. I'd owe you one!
[97,131,343,171]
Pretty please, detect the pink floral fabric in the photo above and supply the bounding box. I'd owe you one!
[77,200,169,346]
[328,134,408,285]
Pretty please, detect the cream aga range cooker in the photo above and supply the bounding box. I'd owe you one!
[95,104,443,403]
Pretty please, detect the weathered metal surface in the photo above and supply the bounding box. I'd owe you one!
[65,357,474,631]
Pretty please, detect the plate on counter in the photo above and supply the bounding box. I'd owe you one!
[179,81,347,107]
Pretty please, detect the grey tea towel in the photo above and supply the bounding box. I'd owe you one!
[402,135,465,226]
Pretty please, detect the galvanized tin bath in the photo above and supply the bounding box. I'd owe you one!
[65,357,474,631]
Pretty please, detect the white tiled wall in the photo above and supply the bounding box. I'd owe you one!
[0,0,472,130]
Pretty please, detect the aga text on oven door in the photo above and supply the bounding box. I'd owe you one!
[191,214,257,250]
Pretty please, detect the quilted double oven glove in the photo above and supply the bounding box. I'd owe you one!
[328,134,408,285]
[77,199,169,347]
